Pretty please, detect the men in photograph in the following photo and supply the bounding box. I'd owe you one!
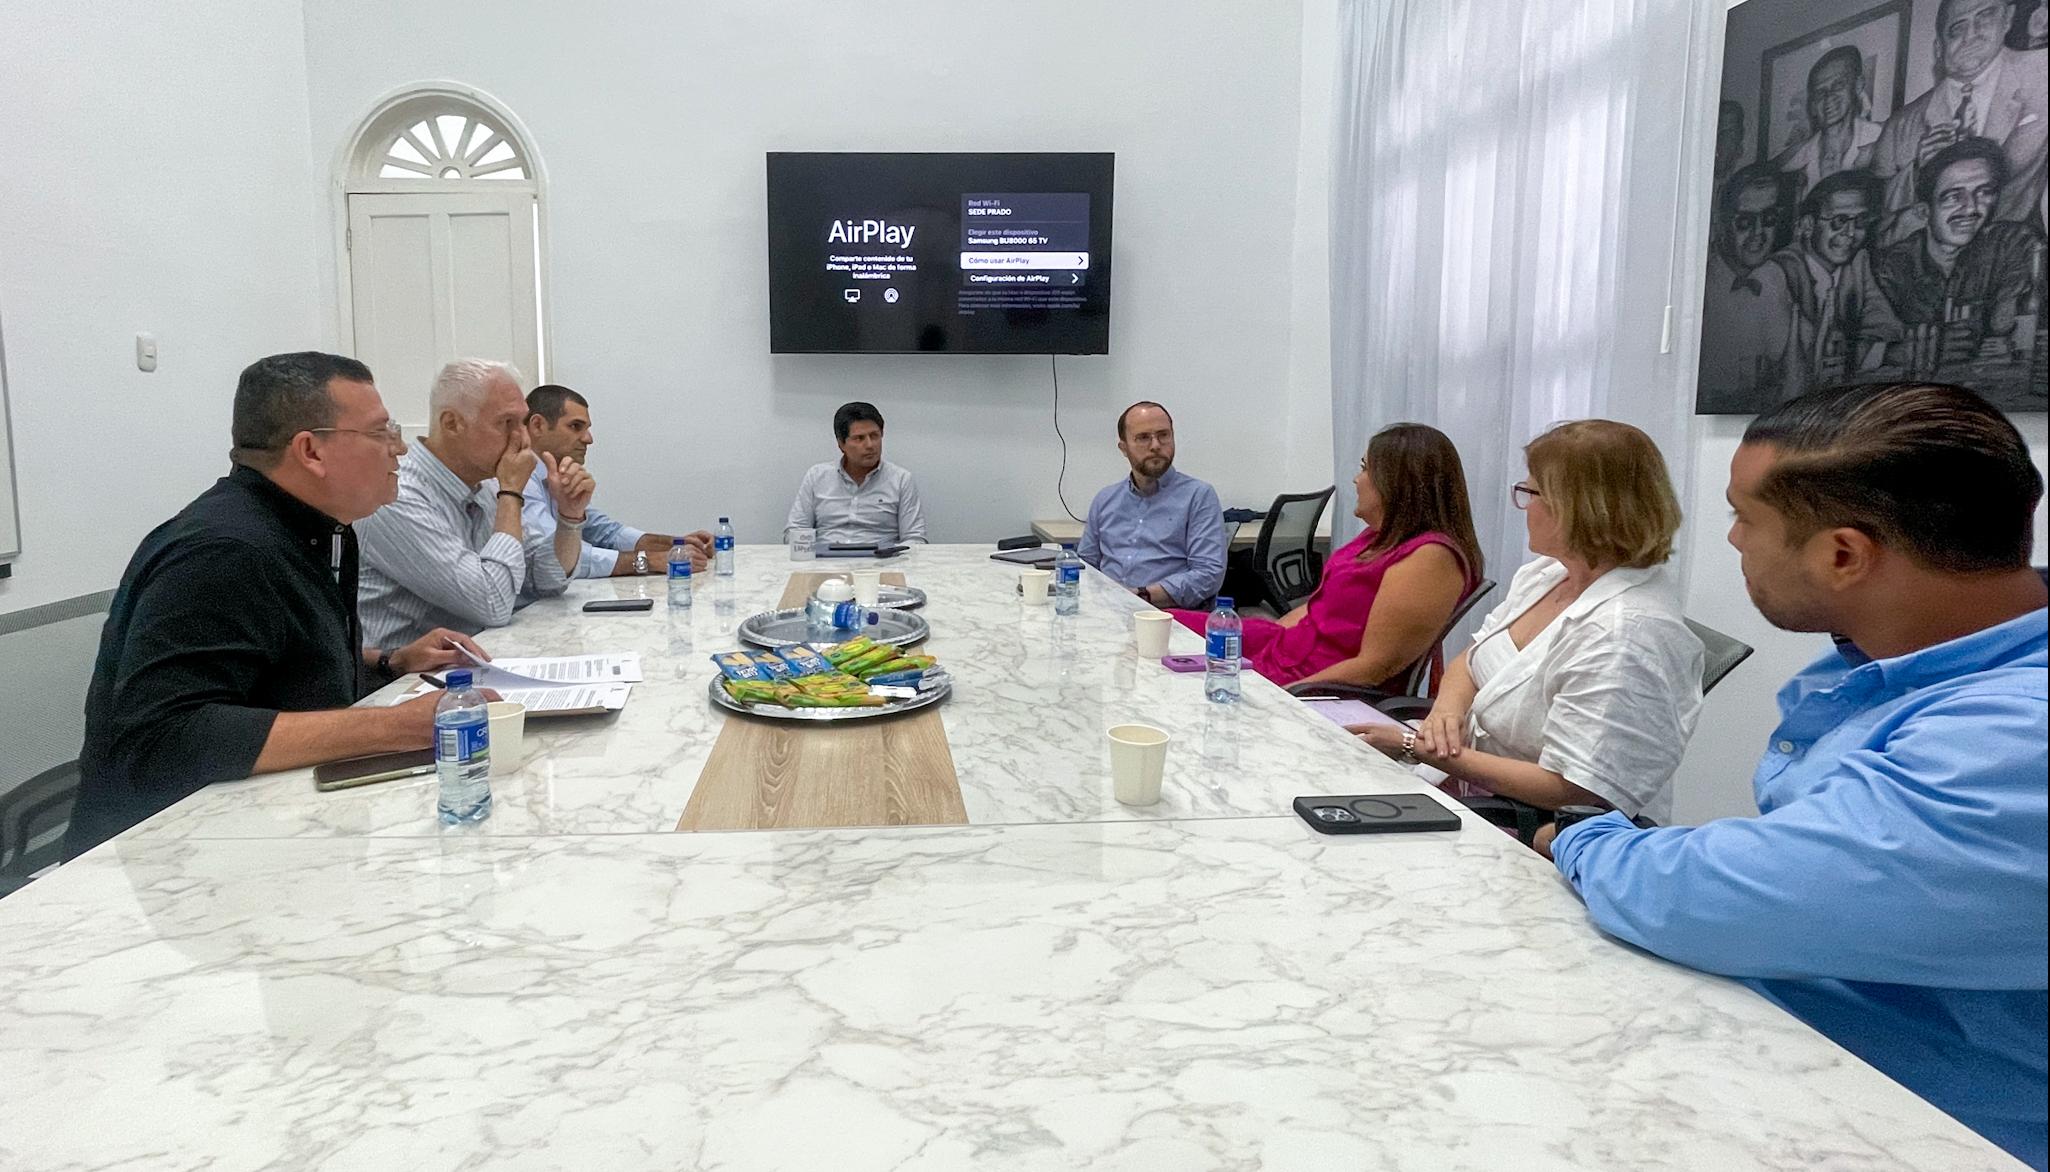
[1772,46,1885,196]
[66,353,490,859]
[1767,170,1902,395]
[784,401,928,546]
[1875,136,2046,362]
[1699,163,1802,410]
[1870,0,2048,243]
[358,359,593,647]
[520,383,711,590]
[1537,382,2047,1170]
[1077,401,1226,607]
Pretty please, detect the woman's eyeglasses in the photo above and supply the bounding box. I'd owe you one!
[1511,483,1542,510]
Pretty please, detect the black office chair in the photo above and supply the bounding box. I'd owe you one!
[1440,617,1754,844]
[0,760,80,898]
[1287,577,1498,705]
[1244,488,1333,614]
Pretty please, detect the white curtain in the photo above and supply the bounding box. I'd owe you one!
[1330,0,1719,599]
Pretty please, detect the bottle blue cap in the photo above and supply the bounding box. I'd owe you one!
[719,516,729,522]
[1062,542,1077,550]
[672,536,687,545]
[445,669,473,690]
[1215,597,1233,609]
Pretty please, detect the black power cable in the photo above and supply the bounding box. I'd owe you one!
[1050,353,1082,522]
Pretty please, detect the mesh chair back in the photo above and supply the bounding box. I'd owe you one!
[1253,488,1334,612]
[1685,618,1754,696]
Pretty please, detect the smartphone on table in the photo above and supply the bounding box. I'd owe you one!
[314,749,436,791]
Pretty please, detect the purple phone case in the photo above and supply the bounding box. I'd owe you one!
[1162,654,1248,673]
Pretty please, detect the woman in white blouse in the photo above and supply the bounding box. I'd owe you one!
[1356,420,1704,823]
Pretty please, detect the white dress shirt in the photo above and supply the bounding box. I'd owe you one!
[357,443,570,648]
[784,459,927,546]
[1461,557,1704,823]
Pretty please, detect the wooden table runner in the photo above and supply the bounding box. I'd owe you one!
[678,571,967,831]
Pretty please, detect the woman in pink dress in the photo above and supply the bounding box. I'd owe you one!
[1172,423,1483,689]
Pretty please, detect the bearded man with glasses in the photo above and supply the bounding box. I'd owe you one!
[67,352,491,859]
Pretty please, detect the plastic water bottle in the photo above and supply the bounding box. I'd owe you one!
[1054,543,1082,616]
[667,536,693,610]
[1205,596,1243,704]
[714,517,736,577]
[435,669,492,824]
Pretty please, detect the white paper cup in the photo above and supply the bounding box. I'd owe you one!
[852,569,883,606]
[1134,611,1173,657]
[1108,723,1170,806]
[486,701,527,774]
[1021,568,1052,604]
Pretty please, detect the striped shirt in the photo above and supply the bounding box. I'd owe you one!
[357,443,570,648]
[784,459,928,546]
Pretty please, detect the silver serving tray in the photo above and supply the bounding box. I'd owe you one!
[738,607,929,650]
[707,674,951,722]
[871,585,927,610]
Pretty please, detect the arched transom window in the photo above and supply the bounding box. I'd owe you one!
[372,111,528,181]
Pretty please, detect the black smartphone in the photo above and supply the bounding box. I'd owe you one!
[314,749,436,791]
[1293,794,1463,835]
[874,544,908,558]
[583,598,654,613]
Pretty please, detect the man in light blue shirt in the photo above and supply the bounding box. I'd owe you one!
[1537,382,2048,1169]
[1078,402,1226,607]
[520,385,710,595]
[784,401,927,547]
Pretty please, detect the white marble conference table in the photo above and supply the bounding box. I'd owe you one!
[0,547,2023,1170]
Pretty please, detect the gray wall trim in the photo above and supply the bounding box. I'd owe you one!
[0,590,114,637]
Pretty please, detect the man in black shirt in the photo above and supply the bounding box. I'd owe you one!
[65,353,490,858]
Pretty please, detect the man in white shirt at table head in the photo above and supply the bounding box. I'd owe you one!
[521,383,711,587]
[1078,401,1226,607]
[357,359,594,647]
[785,401,928,547]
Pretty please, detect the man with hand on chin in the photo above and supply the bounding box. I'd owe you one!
[66,353,497,859]
[521,383,711,586]
[1078,401,1226,608]
[358,359,589,647]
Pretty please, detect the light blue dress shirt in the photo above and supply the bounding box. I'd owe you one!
[1554,608,2049,1169]
[1076,467,1226,607]
[521,463,645,582]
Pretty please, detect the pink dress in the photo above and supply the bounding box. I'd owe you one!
[1172,530,1474,689]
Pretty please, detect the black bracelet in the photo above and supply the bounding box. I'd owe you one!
[496,490,524,503]
[374,650,395,680]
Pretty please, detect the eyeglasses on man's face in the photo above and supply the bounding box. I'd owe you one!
[1511,483,1542,510]
[308,420,405,446]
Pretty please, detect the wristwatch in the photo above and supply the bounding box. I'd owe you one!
[374,650,395,680]
[634,549,649,575]
[1399,728,1420,765]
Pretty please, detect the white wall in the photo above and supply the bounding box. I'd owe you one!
[299,0,1333,545]
[0,1,324,617]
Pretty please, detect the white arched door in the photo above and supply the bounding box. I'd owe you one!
[341,96,545,427]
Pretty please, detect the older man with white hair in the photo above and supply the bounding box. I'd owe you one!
[358,359,597,647]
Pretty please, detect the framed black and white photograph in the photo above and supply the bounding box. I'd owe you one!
[1698,0,2049,415]
[1758,2,1910,163]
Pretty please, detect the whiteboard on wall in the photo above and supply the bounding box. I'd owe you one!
[0,306,19,568]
